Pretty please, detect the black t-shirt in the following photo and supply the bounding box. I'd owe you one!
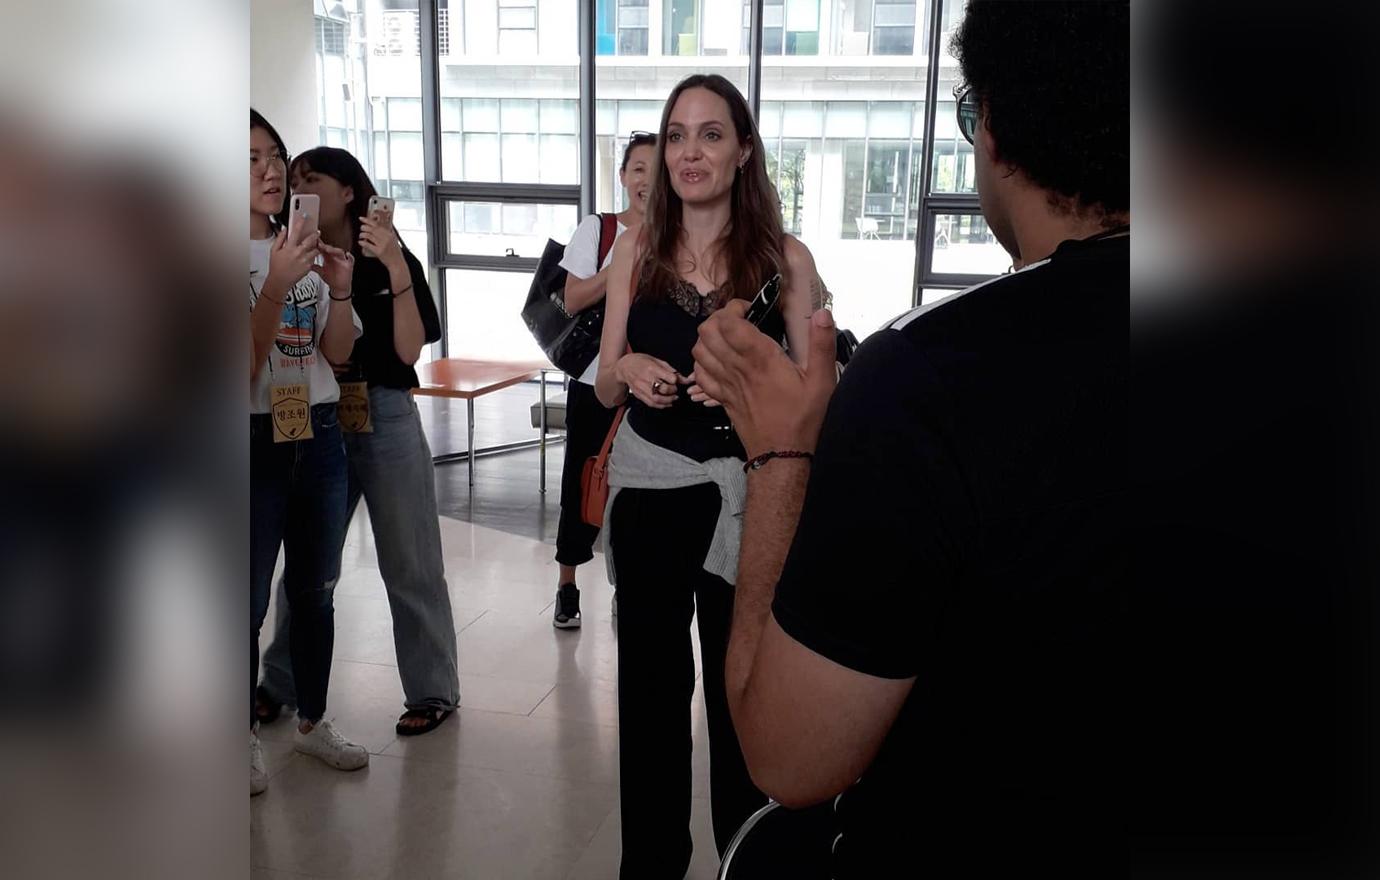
[771,235,1126,877]
[339,246,441,389]
[1130,259,1380,878]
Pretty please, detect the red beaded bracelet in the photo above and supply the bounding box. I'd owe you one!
[743,450,814,473]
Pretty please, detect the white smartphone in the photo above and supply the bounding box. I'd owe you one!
[287,193,320,243]
[367,195,395,225]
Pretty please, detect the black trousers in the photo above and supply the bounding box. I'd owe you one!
[555,379,619,567]
[610,482,769,879]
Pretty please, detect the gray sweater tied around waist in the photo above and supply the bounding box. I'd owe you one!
[602,418,747,587]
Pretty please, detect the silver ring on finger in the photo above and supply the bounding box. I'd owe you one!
[652,380,663,394]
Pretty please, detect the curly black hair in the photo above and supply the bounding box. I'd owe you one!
[952,0,1128,217]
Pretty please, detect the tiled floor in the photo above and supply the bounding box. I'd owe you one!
[421,385,569,544]
[251,382,722,880]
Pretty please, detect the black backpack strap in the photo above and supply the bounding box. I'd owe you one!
[596,213,618,268]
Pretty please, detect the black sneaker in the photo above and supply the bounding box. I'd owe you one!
[553,583,581,629]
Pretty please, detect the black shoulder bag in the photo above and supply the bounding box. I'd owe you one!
[520,213,618,376]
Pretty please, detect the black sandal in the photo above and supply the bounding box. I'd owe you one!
[396,707,454,737]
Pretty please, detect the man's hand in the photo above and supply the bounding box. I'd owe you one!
[692,300,838,459]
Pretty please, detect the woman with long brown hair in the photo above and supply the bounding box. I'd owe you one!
[595,73,827,876]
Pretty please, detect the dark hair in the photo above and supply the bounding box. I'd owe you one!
[621,132,657,172]
[288,147,380,258]
[951,0,1128,219]
[640,74,784,309]
[250,108,291,229]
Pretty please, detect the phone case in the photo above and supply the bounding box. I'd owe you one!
[368,196,395,224]
[288,193,320,242]
[745,274,782,326]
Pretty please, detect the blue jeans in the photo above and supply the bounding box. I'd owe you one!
[250,403,349,726]
[259,386,459,712]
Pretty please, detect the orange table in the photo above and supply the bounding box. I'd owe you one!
[413,358,563,497]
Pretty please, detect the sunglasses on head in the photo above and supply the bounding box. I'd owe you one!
[954,85,980,145]
[629,130,656,145]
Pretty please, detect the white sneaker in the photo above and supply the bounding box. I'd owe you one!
[250,731,268,796]
[294,719,369,771]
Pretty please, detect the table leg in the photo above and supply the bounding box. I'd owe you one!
[467,397,475,505]
[540,371,548,494]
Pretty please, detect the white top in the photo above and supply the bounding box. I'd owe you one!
[558,214,627,385]
[249,235,362,415]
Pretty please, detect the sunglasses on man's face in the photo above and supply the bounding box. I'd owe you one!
[954,86,980,145]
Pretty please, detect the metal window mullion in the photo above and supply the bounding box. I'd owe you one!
[419,0,445,351]
[905,136,916,240]
[420,0,441,262]
[438,254,541,273]
[862,132,870,232]
[579,0,595,215]
[925,195,981,213]
[384,122,393,194]
[911,0,944,308]
[316,46,327,140]
[747,0,763,119]
[917,208,936,285]
[433,182,580,202]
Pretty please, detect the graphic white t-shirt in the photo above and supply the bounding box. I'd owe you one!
[558,214,626,385]
[249,234,362,415]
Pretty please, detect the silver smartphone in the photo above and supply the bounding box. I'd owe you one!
[287,193,320,243]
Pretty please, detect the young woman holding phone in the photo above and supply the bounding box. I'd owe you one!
[250,111,369,797]
[255,146,459,737]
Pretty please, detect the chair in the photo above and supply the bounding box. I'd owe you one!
[717,799,836,879]
[934,216,953,249]
[528,391,568,431]
[855,217,881,240]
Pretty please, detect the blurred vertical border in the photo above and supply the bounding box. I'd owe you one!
[1133,1,1379,878]
[0,2,244,878]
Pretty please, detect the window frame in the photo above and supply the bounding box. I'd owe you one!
[390,0,988,355]
[432,182,581,272]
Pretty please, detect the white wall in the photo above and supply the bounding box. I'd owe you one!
[250,0,317,156]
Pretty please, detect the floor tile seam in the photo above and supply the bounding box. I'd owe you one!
[524,683,559,717]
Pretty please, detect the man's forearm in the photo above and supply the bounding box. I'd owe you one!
[726,459,812,720]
